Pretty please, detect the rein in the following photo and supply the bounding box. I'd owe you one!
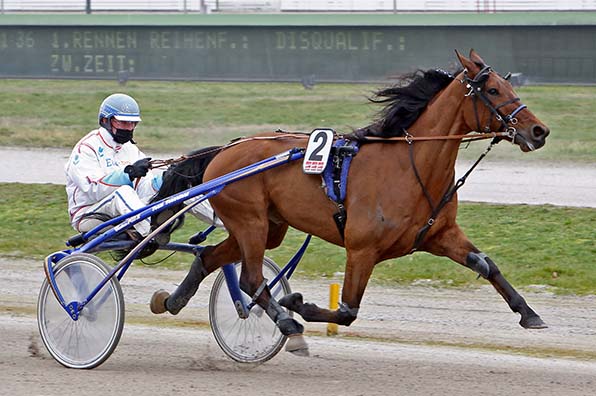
[149,146,223,169]
[149,130,504,244]
[149,133,309,169]
[150,130,508,170]
[353,131,510,143]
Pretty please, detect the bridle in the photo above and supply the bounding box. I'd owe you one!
[409,65,532,253]
[461,65,531,149]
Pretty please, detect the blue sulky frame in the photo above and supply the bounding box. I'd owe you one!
[43,147,311,322]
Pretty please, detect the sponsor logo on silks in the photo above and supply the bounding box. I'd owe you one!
[98,146,105,157]
[73,154,80,165]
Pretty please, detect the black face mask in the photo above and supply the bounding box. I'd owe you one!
[111,128,135,144]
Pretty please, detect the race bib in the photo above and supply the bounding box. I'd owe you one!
[302,128,334,174]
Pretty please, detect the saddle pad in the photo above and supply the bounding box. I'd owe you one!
[322,139,359,204]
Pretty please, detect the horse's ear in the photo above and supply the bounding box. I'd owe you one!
[455,49,480,76]
[469,49,487,69]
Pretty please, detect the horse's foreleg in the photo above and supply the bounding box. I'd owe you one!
[425,225,547,329]
[280,248,375,327]
[467,251,547,328]
[150,236,241,315]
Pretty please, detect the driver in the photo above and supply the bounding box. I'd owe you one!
[65,93,160,238]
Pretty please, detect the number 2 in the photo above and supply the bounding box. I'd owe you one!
[308,131,328,161]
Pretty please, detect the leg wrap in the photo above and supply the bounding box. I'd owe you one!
[266,299,304,336]
[337,302,358,326]
[465,252,492,279]
[251,279,269,305]
[165,254,208,314]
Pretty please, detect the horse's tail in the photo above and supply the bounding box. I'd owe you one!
[152,145,222,203]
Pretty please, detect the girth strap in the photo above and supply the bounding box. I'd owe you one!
[322,139,359,239]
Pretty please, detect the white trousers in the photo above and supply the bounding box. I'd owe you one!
[185,195,225,229]
[76,187,225,237]
[75,185,152,236]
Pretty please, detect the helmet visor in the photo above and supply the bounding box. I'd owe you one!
[113,114,141,122]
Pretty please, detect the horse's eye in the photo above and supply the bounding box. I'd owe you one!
[487,88,499,96]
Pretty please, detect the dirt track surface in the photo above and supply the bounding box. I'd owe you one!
[2,146,595,394]
[2,257,596,396]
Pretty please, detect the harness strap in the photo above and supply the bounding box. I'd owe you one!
[504,104,526,123]
[322,139,359,239]
[410,138,499,252]
[472,94,484,132]
[494,97,521,110]
[251,279,269,304]
[333,204,347,240]
[407,133,436,213]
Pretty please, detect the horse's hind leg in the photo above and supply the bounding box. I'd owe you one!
[425,225,547,329]
[150,236,241,315]
[229,219,308,355]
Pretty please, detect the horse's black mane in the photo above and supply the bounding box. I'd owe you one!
[152,68,458,201]
[151,146,222,203]
[350,68,459,139]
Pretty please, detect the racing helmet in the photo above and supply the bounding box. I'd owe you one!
[98,93,141,130]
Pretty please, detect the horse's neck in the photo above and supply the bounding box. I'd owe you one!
[410,79,469,138]
[406,81,469,183]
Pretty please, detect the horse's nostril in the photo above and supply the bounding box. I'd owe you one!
[532,125,550,140]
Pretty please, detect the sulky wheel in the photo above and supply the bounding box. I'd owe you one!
[37,253,125,369]
[209,257,292,363]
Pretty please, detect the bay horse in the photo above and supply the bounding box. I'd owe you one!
[150,50,550,355]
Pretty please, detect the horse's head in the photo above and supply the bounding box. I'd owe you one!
[455,49,549,152]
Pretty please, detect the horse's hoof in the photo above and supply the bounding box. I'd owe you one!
[279,292,304,312]
[520,315,548,329]
[285,334,309,357]
[150,289,170,314]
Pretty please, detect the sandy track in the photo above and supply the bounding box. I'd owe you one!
[1,145,595,394]
[2,257,596,395]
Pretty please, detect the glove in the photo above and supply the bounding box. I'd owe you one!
[124,157,152,181]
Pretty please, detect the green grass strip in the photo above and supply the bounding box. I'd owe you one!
[1,80,595,162]
[1,183,594,295]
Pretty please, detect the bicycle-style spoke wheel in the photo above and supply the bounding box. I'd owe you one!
[209,257,291,363]
[37,253,124,369]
